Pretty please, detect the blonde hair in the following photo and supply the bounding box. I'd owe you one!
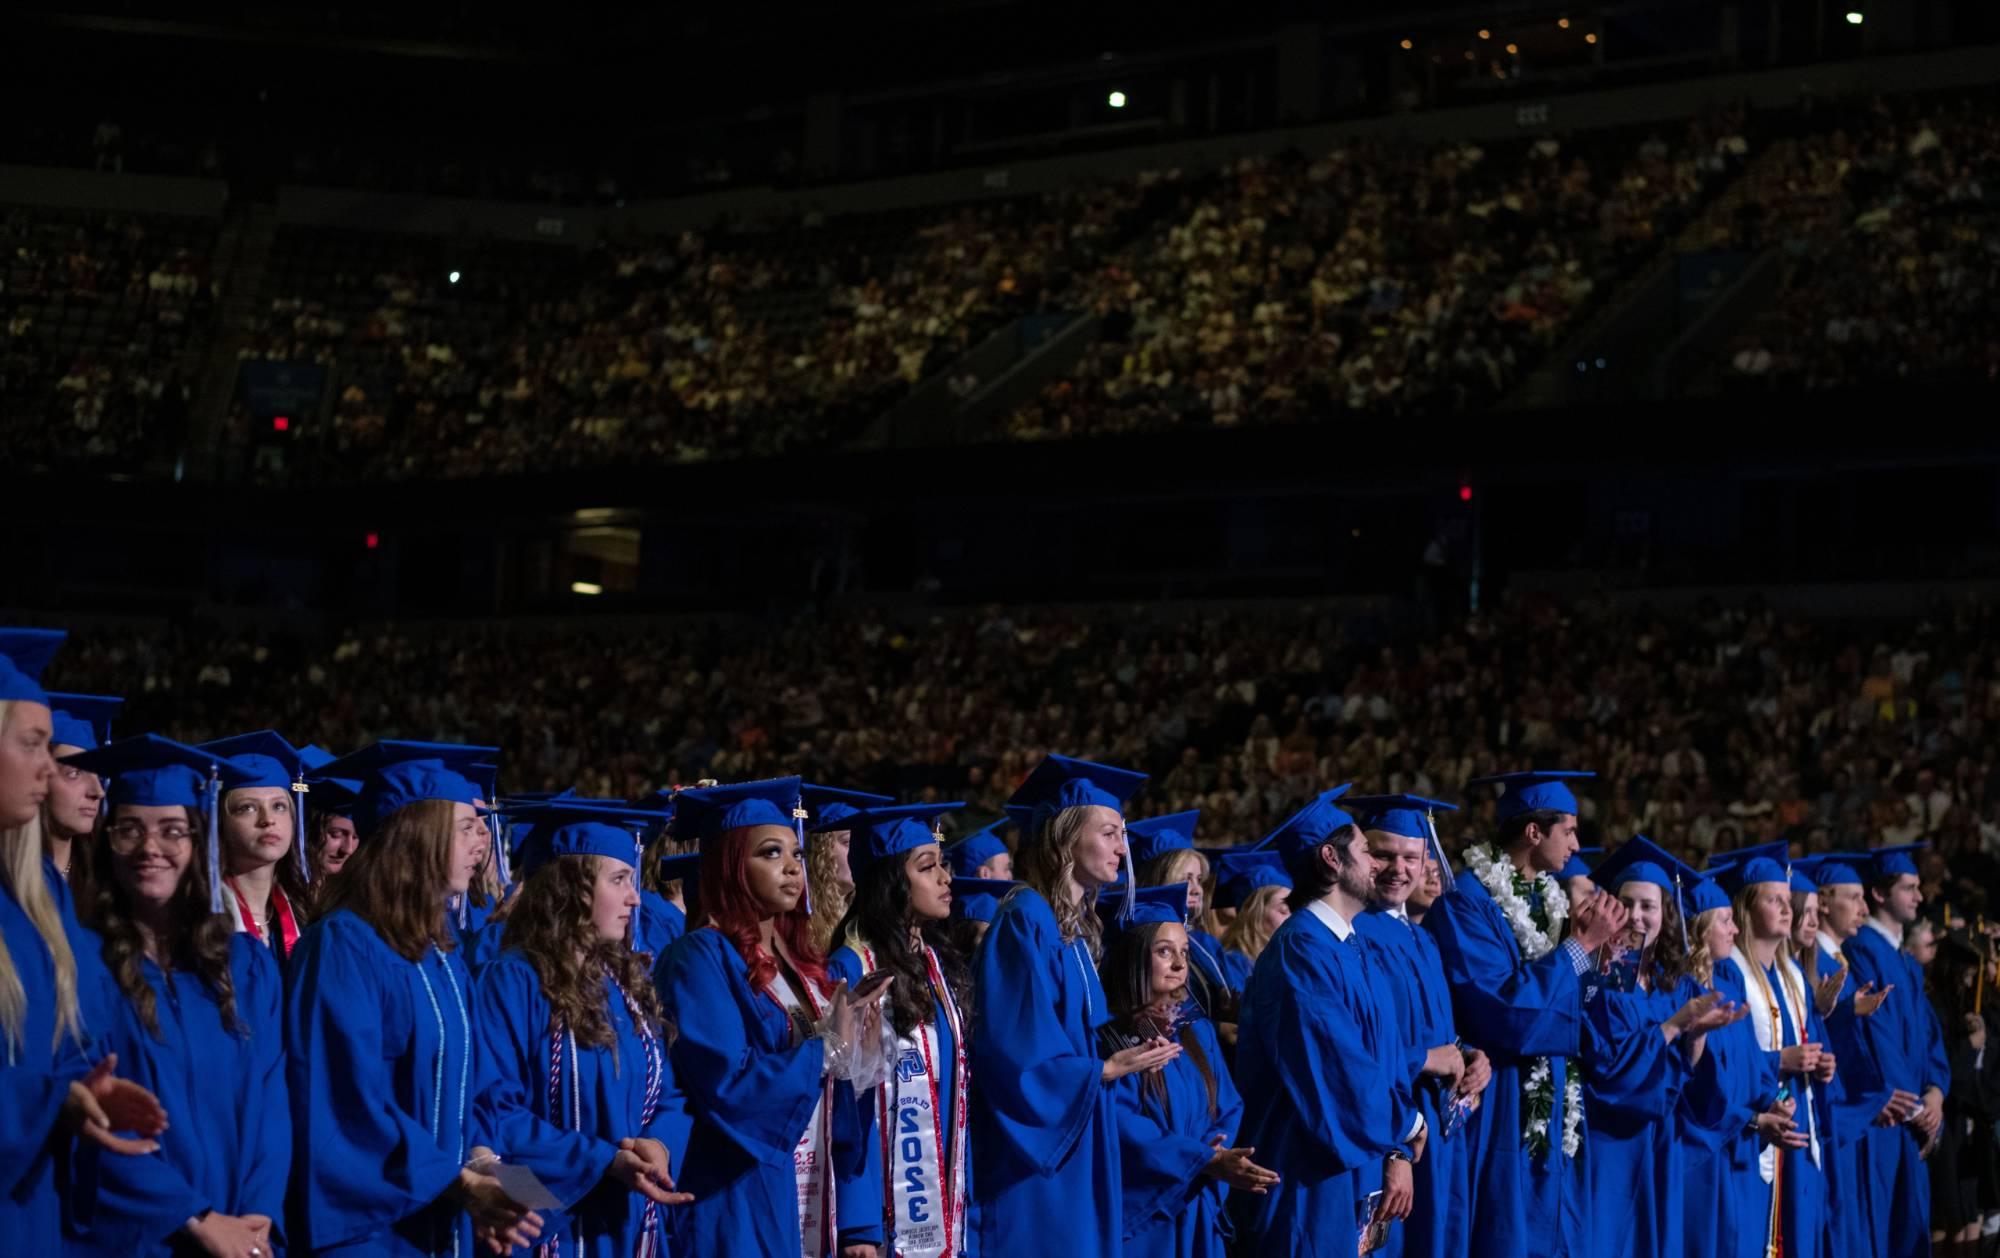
[1019,807,1107,957]
[1730,879,1806,1021]
[1222,884,1288,963]
[1687,906,1727,987]
[805,829,853,956]
[0,701,84,1060]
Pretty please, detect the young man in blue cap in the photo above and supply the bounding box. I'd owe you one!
[1841,844,1949,1258]
[1423,770,1630,1258]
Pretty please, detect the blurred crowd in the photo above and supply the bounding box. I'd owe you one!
[45,590,2000,911]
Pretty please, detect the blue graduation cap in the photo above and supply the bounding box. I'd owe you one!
[511,800,674,948]
[671,777,806,851]
[0,628,65,706]
[801,783,894,830]
[1005,754,1148,841]
[1559,846,1603,883]
[1789,867,1818,896]
[60,734,260,914]
[1252,786,1355,871]
[46,692,121,752]
[1127,810,1201,866]
[1349,792,1460,893]
[1706,841,1793,895]
[1213,850,1292,908]
[312,740,501,836]
[1592,836,1696,895]
[199,730,319,880]
[1797,853,1867,889]
[951,877,1019,924]
[1684,875,1731,917]
[1097,881,1189,933]
[944,820,1011,878]
[821,803,960,881]
[1465,770,1596,821]
[1865,842,1928,880]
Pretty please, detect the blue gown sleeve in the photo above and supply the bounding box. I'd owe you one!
[237,942,292,1234]
[285,923,464,1247]
[469,956,619,1208]
[658,930,826,1168]
[970,894,1104,1178]
[1109,1042,1219,1236]
[1582,984,1684,1119]
[1426,884,1583,1059]
[834,1078,885,1247]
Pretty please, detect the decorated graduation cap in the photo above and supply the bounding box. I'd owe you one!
[1560,846,1603,883]
[1797,853,1868,889]
[1466,769,1596,821]
[47,692,122,752]
[801,783,894,830]
[1252,785,1356,873]
[1213,849,1292,908]
[1005,753,1148,841]
[1097,881,1190,932]
[951,877,1019,924]
[945,820,1011,877]
[312,740,500,836]
[0,627,65,706]
[819,802,961,881]
[1706,840,1793,895]
[61,734,259,914]
[199,730,318,880]
[1127,810,1201,867]
[1865,842,1928,881]
[1349,792,1460,893]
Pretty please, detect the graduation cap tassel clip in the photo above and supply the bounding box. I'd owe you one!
[205,761,226,916]
[293,772,312,884]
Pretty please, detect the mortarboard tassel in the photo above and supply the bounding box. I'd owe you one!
[206,761,225,915]
[293,772,312,885]
[1422,808,1457,894]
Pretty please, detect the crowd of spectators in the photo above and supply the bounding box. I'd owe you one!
[0,206,214,474]
[42,590,2000,909]
[1006,110,1747,439]
[1725,91,2000,392]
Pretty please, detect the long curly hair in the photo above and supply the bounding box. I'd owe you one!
[1017,807,1106,958]
[1629,888,1690,992]
[502,854,667,1059]
[696,825,828,995]
[1221,884,1288,964]
[87,806,241,1038]
[1098,920,1218,1120]
[1687,907,1729,988]
[317,799,461,961]
[831,849,970,1040]
[805,828,853,956]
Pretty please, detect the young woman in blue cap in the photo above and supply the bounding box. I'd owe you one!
[651,777,888,1258]
[470,801,695,1258]
[43,691,120,896]
[0,631,166,1258]
[1098,883,1272,1258]
[1128,811,1230,1025]
[62,734,289,1258]
[199,732,315,969]
[1213,852,1291,998]
[971,754,1174,1258]
[286,740,545,1258]
[825,803,975,1258]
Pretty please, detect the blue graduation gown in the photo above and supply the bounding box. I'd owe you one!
[1218,949,1255,996]
[1424,873,1586,1258]
[1730,954,1836,1258]
[1230,906,1415,1257]
[1677,962,1778,1258]
[1109,1015,1239,1257]
[637,891,685,962]
[285,909,477,1257]
[1578,963,1692,1258]
[1812,939,1892,1258]
[829,945,964,1255]
[71,934,290,1257]
[969,888,1123,1257]
[654,927,877,1258]
[1356,908,1466,1258]
[0,866,104,1255]
[1184,928,1230,1020]
[470,950,692,1258]
[1842,925,1948,1258]
[459,916,508,975]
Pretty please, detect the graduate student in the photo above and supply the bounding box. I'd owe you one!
[971,754,1170,1258]
[1349,794,1492,1258]
[0,630,165,1254]
[1230,787,1424,1257]
[1717,845,1839,1258]
[44,691,121,895]
[944,821,1013,883]
[1424,770,1630,1258]
[1099,882,1272,1258]
[1128,811,1230,1022]
[1840,843,1951,1258]
[62,735,290,1258]
[1213,851,1290,997]
[470,800,694,1258]
[197,732,315,967]
[825,802,975,1258]
[299,747,362,886]
[652,777,888,1258]
[286,740,544,1258]
[802,784,894,957]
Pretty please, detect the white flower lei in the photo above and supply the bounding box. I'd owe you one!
[1465,843,1582,1158]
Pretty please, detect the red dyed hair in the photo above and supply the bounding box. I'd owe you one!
[697,825,829,995]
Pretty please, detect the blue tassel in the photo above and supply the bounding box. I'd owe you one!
[294,775,311,885]
[631,831,644,952]
[206,764,224,915]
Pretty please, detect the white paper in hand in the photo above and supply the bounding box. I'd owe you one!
[469,1157,563,1211]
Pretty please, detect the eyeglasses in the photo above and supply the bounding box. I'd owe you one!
[108,821,193,850]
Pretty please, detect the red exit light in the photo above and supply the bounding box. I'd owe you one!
[1458,484,1473,502]
[365,532,380,550]
[273,415,290,432]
